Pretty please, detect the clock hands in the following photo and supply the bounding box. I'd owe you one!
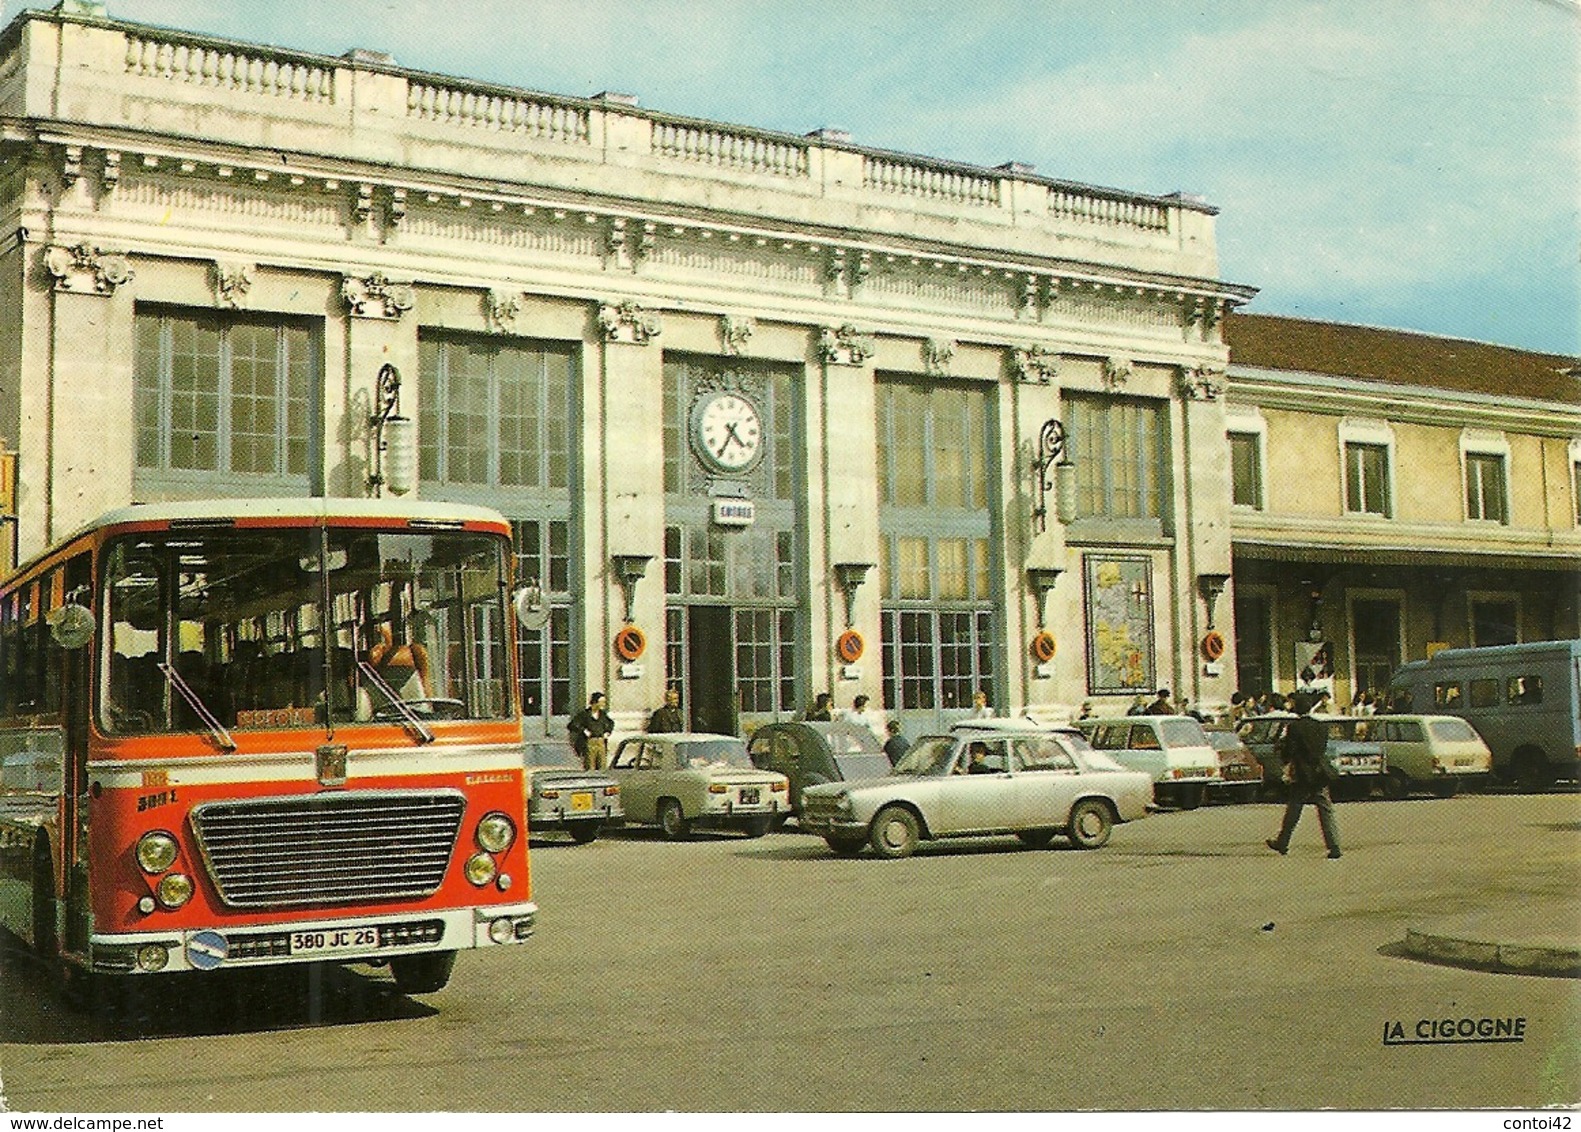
[715,421,748,459]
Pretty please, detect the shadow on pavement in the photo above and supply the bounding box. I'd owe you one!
[0,937,435,1044]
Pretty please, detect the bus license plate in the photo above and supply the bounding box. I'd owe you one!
[571,792,594,811]
[739,787,760,805]
[291,927,379,956]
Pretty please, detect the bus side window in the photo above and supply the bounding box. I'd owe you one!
[1434,682,1461,707]
[1507,675,1543,707]
[1469,678,1500,708]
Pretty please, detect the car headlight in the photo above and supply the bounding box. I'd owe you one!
[833,793,854,816]
[476,812,516,853]
[155,872,194,909]
[464,852,498,886]
[136,831,180,874]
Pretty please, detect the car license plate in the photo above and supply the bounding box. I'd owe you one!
[739,787,760,805]
[1453,758,1473,767]
[290,927,379,956]
[571,791,594,811]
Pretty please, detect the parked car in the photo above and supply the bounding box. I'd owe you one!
[1077,715,1221,809]
[747,721,892,818]
[523,740,623,843]
[1373,714,1494,798]
[1203,728,1262,803]
[607,733,788,839]
[798,723,1151,859]
[1235,714,1387,800]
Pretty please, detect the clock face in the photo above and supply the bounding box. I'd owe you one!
[692,392,764,474]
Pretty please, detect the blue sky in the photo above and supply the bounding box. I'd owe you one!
[8,0,1578,355]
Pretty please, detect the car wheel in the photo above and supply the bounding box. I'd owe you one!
[1066,799,1113,849]
[391,950,457,995]
[1176,785,1203,811]
[658,798,691,840]
[567,822,600,844]
[1431,777,1460,799]
[825,834,865,857]
[868,805,919,859]
[742,815,772,839]
[1382,770,1411,801]
[1016,829,1055,850]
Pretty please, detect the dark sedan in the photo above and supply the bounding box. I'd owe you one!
[747,721,893,818]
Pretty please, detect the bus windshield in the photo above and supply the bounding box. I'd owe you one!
[101,524,511,736]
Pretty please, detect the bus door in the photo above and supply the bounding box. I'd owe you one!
[60,552,93,958]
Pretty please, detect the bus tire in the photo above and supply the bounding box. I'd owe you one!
[32,838,57,966]
[391,950,456,995]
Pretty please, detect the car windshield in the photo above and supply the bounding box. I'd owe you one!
[526,742,580,769]
[833,753,893,780]
[820,723,881,755]
[892,736,957,777]
[680,739,754,768]
[1428,718,1480,742]
[1205,731,1243,751]
[1160,718,1209,747]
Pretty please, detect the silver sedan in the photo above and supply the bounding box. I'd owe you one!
[799,723,1152,859]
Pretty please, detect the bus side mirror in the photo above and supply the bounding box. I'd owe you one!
[48,601,95,649]
[513,582,549,631]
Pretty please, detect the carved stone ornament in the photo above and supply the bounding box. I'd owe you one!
[213,261,254,309]
[43,244,134,295]
[923,338,956,377]
[817,324,876,367]
[599,300,662,344]
[721,314,755,356]
[101,151,122,194]
[342,272,415,319]
[1186,297,1223,334]
[486,289,521,334]
[61,146,83,188]
[1012,344,1058,385]
[1178,365,1227,402]
[1102,357,1132,391]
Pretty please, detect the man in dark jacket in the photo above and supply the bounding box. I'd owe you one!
[1265,691,1342,858]
[568,691,615,769]
[647,687,685,733]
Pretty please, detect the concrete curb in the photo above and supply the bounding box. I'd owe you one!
[1403,927,1581,977]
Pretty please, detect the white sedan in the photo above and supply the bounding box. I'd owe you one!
[799,723,1152,859]
[608,733,789,839]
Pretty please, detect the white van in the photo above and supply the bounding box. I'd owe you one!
[1077,715,1220,809]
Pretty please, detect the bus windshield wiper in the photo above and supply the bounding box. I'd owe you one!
[358,660,435,744]
[157,662,237,751]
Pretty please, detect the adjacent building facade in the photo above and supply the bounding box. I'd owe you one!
[1223,314,1581,706]
[0,3,1257,737]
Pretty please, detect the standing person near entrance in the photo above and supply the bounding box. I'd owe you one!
[1144,687,1172,715]
[969,690,994,718]
[647,686,685,733]
[568,691,615,770]
[844,694,882,739]
[1265,691,1342,859]
[804,692,834,722]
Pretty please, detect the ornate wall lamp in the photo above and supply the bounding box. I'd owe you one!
[1032,419,1076,533]
[611,554,653,624]
[1027,566,1065,629]
[1196,573,1231,629]
[832,562,873,627]
[368,363,416,497]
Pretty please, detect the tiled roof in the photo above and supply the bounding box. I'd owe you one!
[1226,313,1581,405]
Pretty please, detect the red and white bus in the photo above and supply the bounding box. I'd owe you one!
[0,498,537,997]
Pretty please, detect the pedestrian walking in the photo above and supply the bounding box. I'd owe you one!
[883,719,909,765]
[1265,691,1342,859]
[568,691,615,770]
[647,686,685,733]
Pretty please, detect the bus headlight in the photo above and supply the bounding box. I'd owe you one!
[464,853,497,886]
[475,812,516,854]
[136,831,179,874]
[155,872,193,909]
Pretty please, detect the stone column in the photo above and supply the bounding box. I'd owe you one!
[1176,365,1235,715]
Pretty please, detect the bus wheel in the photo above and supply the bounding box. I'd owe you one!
[1513,750,1553,793]
[32,839,58,966]
[391,950,456,995]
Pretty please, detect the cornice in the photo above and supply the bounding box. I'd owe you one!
[1232,512,1581,562]
[1229,366,1581,429]
[4,119,1256,318]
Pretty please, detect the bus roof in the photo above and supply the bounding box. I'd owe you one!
[1408,640,1581,666]
[9,497,513,579]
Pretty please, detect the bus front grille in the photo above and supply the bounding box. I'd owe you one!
[190,790,466,909]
